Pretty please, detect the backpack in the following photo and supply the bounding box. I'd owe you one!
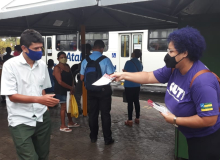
[84,55,107,91]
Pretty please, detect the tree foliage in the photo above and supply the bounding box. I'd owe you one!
[0,37,20,54]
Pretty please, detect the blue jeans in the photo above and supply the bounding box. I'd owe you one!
[56,94,66,104]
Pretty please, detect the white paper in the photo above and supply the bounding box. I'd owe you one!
[147,99,169,114]
[134,44,142,49]
[47,49,52,53]
[153,103,169,114]
[92,74,115,86]
[147,99,178,127]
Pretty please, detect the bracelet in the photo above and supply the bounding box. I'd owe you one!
[173,116,177,124]
[173,116,178,127]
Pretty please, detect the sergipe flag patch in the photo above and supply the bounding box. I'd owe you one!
[200,102,213,111]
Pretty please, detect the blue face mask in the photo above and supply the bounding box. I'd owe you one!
[25,47,42,61]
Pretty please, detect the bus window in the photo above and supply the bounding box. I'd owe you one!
[148,28,176,52]
[133,34,142,50]
[56,34,77,51]
[121,35,130,57]
[79,32,109,51]
[47,37,52,56]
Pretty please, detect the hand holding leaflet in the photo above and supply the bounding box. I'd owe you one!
[147,99,169,115]
[92,74,115,86]
[147,99,178,127]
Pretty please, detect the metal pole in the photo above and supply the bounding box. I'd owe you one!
[81,25,87,116]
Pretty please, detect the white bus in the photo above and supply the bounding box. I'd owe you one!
[42,28,176,92]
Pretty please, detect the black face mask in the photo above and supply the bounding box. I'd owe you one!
[164,53,183,68]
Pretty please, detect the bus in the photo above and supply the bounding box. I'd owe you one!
[42,28,176,92]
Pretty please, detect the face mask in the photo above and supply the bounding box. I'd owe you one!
[25,47,42,61]
[164,53,181,68]
[59,58,67,64]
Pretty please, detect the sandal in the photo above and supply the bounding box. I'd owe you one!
[68,123,80,128]
[125,120,133,126]
[135,118,140,124]
[60,127,72,132]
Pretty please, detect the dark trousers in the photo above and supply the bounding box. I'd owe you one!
[87,86,112,143]
[187,128,220,160]
[9,111,51,160]
[74,79,83,113]
[125,87,140,120]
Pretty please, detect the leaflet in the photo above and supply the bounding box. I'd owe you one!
[147,99,169,114]
[147,99,178,127]
[92,74,115,86]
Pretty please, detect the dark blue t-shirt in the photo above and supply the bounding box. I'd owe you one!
[124,58,143,87]
[154,60,220,138]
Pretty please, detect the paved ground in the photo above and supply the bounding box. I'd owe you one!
[0,92,176,160]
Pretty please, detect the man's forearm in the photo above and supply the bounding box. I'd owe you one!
[8,94,41,103]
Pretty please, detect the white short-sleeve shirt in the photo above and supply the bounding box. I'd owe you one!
[1,53,51,127]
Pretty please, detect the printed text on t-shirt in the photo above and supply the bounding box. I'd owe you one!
[167,82,185,102]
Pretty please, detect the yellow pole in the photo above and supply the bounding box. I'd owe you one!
[81,25,87,116]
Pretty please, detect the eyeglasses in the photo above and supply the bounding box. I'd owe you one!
[167,49,177,54]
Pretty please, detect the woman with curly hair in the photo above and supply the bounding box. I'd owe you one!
[112,27,220,160]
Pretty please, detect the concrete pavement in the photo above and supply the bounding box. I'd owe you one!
[0,96,175,160]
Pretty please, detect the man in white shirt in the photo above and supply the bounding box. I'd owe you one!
[1,29,59,160]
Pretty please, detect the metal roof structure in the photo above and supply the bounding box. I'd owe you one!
[98,0,152,6]
[0,0,219,36]
[0,0,97,20]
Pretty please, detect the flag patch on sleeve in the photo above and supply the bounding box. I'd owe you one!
[200,103,213,111]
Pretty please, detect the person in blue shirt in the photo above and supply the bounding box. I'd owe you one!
[123,49,143,126]
[80,40,115,145]
[45,59,55,93]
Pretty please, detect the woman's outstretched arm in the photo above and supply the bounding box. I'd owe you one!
[111,71,160,84]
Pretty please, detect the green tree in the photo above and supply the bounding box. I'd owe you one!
[0,37,20,54]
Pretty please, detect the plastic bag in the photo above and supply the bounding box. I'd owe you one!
[66,91,71,112]
[69,94,79,118]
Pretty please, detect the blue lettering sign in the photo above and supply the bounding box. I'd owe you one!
[112,53,116,58]
[75,55,79,62]
[66,53,83,62]
[67,52,71,61]
[72,53,75,61]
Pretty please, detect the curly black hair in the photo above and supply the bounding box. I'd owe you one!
[168,27,206,61]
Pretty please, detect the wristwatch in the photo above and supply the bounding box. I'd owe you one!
[173,116,178,127]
